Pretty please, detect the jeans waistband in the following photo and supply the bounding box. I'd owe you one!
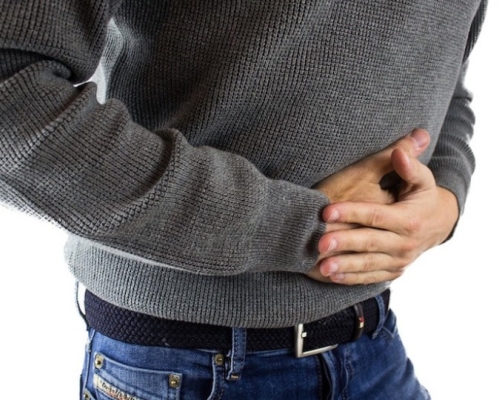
[84,289,390,355]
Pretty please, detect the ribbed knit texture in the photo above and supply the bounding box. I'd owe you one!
[0,1,486,327]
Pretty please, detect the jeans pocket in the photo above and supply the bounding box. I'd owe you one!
[90,351,182,400]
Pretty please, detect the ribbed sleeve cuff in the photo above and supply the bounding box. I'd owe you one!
[243,180,329,274]
[431,164,470,215]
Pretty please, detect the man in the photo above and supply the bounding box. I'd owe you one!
[0,1,486,399]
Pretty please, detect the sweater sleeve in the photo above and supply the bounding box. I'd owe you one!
[0,0,328,276]
[428,0,487,214]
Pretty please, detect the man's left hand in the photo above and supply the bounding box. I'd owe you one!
[315,147,459,285]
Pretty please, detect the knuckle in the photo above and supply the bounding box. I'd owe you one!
[362,254,377,272]
[390,136,405,149]
[397,253,414,268]
[396,142,411,155]
[404,217,422,235]
[364,234,378,252]
[367,207,383,227]
[394,135,413,152]
[399,238,419,255]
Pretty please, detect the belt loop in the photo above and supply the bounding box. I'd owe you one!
[75,281,89,330]
[226,328,247,381]
[371,291,389,339]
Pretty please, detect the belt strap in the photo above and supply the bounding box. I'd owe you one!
[84,290,390,353]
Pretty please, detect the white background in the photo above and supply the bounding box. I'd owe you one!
[0,3,498,399]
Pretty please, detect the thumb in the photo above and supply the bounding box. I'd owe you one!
[391,148,415,183]
[398,128,430,158]
[371,128,431,191]
[391,147,434,191]
[365,129,430,174]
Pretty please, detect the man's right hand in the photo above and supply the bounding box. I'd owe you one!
[307,129,430,283]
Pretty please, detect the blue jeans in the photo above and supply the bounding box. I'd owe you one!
[80,297,430,400]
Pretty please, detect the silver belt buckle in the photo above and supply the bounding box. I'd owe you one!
[294,323,338,358]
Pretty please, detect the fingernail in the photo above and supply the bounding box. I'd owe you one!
[329,263,339,275]
[327,239,337,252]
[320,261,339,276]
[410,129,429,150]
[319,262,330,276]
[328,210,339,222]
[331,273,345,281]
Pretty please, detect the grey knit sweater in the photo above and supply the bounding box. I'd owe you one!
[0,1,486,328]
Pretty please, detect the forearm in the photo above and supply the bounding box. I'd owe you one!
[0,1,329,276]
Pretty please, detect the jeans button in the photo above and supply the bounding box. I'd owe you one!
[94,353,104,369]
[169,374,181,388]
[215,353,225,366]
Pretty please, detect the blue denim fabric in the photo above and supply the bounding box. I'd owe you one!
[80,296,430,400]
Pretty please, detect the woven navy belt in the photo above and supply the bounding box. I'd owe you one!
[84,289,390,358]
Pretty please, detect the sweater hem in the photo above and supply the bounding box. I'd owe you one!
[65,235,389,329]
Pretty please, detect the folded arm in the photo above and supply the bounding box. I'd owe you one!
[308,1,487,285]
[0,0,329,276]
